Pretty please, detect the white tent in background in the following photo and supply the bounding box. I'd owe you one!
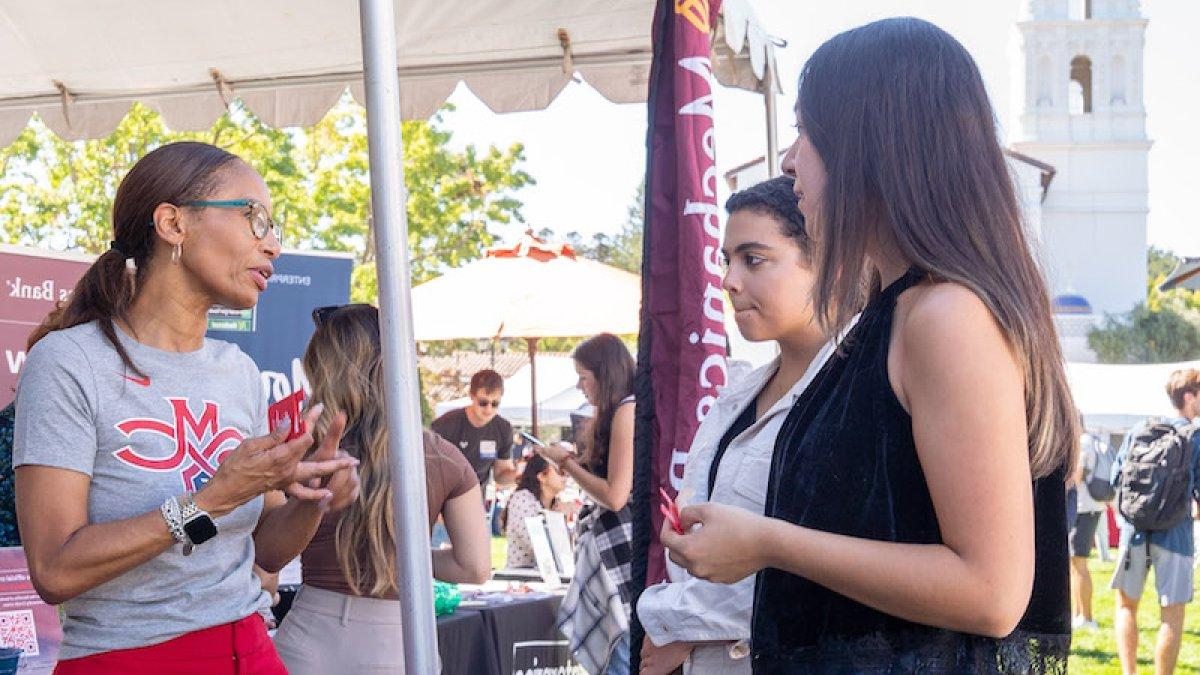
[435,356,588,428]
[1067,360,1200,433]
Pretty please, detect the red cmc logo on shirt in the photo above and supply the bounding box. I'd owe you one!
[113,398,246,491]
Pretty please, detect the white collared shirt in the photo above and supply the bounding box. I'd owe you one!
[636,323,853,674]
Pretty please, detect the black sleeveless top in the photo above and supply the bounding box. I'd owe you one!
[750,270,1070,674]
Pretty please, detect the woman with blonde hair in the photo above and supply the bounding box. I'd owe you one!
[662,18,1077,672]
[274,303,490,675]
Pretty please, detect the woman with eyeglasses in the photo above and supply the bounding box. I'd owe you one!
[13,141,360,674]
[274,303,491,675]
[536,333,637,675]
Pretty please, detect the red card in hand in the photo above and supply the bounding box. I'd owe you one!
[659,487,684,535]
[267,389,308,442]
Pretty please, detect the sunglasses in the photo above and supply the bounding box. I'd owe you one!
[180,198,282,241]
[475,398,501,408]
[312,303,374,326]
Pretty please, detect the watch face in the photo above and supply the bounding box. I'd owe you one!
[182,515,218,546]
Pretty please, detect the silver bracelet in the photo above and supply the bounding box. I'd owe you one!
[160,496,187,546]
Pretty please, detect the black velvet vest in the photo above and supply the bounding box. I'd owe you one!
[750,270,1070,674]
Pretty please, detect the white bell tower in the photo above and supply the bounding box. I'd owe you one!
[1013,0,1150,318]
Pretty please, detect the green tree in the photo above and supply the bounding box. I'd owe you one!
[545,182,643,274]
[0,97,534,302]
[1087,247,1200,363]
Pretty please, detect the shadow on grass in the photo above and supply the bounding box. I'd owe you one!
[1069,647,1118,662]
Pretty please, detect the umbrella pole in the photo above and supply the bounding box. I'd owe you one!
[357,0,438,671]
[762,47,780,178]
[527,337,540,436]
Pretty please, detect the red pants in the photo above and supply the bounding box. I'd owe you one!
[53,614,286,675]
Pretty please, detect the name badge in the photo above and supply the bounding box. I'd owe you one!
[479,440,497,460]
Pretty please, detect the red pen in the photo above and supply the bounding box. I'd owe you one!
[658,487,684,535]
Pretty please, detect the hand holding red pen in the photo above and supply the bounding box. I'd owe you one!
[659,501,774,584]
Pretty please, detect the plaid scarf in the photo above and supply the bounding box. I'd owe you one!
[556,503,633,672]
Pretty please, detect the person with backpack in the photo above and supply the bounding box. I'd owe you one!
[1110,368,1200,675]
[1069,421,1114,632]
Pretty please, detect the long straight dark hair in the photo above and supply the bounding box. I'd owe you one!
[797,17,1077,478]
[500,453,554,531]
[574,333,635,472]
[57,142,241,376]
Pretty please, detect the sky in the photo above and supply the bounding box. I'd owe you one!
[439,0,1199,255]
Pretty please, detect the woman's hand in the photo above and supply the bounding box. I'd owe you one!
[640,638,693,675]
[282,410,360,513]
[536,441,573,466]
[197,404,357,517]
[660,503,773,584]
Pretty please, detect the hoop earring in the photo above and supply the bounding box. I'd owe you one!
[172,242,182,264]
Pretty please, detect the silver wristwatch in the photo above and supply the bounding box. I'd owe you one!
[176,493,218,556]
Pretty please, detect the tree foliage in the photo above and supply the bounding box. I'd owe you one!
[537,181,644,275]
[0,97,534,302]
[1088,247,1200,363]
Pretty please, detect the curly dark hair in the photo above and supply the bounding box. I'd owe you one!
[724,175,810,259]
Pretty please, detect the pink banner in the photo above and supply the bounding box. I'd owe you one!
[0,249,90,408]
[640,0,728,586]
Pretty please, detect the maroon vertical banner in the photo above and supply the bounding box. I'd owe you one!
[634,0,728,590]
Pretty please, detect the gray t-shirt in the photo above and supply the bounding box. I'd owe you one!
[14,321,270,659]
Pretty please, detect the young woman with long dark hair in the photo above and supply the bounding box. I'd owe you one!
[661,18,1077,672]
[503,452,568,568]
[537,333,636,675]
[14,142,359,674]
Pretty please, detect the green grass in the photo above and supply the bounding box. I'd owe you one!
[1070,559,1200,674]
[487,537,1199,672]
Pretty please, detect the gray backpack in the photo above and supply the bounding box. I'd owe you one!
[1082,434,1116,503]
[1116,422,1196,532]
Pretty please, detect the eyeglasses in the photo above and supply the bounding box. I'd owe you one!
[181,198,282,242]
[475,398,501,408]
[311,303,373,326]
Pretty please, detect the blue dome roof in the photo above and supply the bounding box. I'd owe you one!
[1053,293,1093,315]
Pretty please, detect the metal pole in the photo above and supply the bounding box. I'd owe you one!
[357,0,439,671]
[762,47,781,178]
[527,337,539,436]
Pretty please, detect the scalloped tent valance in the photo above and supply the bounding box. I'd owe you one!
[0,0,779,146]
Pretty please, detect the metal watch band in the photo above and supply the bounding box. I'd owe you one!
[177,493,201,521]
[160,497,187,545]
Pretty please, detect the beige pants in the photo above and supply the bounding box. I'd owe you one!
[274,585,412,674]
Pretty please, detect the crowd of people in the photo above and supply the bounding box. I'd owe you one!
[3,13,1198,675]
[1065,369,1200,675]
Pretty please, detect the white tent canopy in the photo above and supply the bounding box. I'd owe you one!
[1067,360,1200,432]
[412,254,640,341]
[0,0,779,146]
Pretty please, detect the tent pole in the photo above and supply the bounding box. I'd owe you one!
[528,337,539,436]
[357,0,439,671]
[763,46,780,178]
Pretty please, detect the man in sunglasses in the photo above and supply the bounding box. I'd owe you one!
[432,369,517,496]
